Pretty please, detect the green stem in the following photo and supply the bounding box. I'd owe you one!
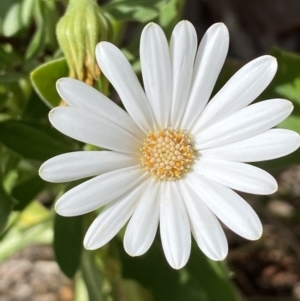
[81,250,104,301]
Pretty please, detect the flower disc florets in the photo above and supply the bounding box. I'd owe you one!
[140,128,195,180]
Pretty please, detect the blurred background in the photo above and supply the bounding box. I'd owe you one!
[1,0,300,301]
[185,0,300,60]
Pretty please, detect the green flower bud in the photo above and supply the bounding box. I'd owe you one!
[56,0,111,85]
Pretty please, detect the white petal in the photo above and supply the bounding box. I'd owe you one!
[56,78,144,139]
[96,42,155,133]
[170,21,197,128]
[178,179,228,261]
[193,55,278,132]
[84,180,150,250]
[55,165,146,216]
[39,151,137,183]
[49,107,141,154]
[187,173,262,240]
[140,23,172,128]
[200,129,300,162]
[124,180,159,256]
[160,181,191,269]
[195,99,293,149]
[194,158,277,195]
[181,23,229,130]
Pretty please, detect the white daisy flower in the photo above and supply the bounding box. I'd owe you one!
[39,21,300,269]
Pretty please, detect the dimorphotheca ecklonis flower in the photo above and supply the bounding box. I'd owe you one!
[39,21,300,269]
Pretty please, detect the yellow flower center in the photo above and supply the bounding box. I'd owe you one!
[140,128,195,180]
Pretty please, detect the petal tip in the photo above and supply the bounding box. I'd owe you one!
[124,240,146,257]
[271,181,278,194]
[96,41,113,58]
[54,200,71,217]
[285,100,294,113]
[56,79,64,96]
[49,107,57,115]
[83,233,102,250]
[177,19,193,27]
[56,77,77,101]
[56,78,63,87]
[143,22,161,34]
[263,178,278,195]
[97,41,110,48]
[211,22,229,35]
[219,252,228,261]
[203,244,229,261]
[296,133,300,148]
[38,164,45,179]
[171,262,186,270]
[95,42,101,53]
[54,202,62,214]
[48,107,59,122]
[260,55,278,72]
[126,251,137,258]
[268,55,278,72]
[213,252,228,262]
[264,54,277,62]
[83,237,92,250]
[126,249,144,257]
[166,256,189,270]
[247,226,263,241]
[146,21,157,27]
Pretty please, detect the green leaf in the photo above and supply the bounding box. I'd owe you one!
[119,238,185,301]
[0,0,15,20]
[43,0,59,50]
[1,0,35,36]
[0,120,76,161]
[30,57,69,108]
[2,1,23,37]
[158,0,178,26]
[265,48,300,98]
[104,0,161,22]
[25,23,45,60]
[275,78,300,106]
[21,90,49,121]
[119,238,239,301]
[0,72,22,84]
[186,246,239,301]
[122,279,154,301]
[0,144,20,178]
[25,0,46,60]
[21,0,36,28]
[262,47,300,116]
[278,115,300,134]
[157,0,185,36]
[0,47,22,69]
[12,175,46,211]
[54,214,84,278]
[0,202,52,262]
[0,184,16,234]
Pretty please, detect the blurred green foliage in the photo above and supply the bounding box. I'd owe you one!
[0,0,300,300]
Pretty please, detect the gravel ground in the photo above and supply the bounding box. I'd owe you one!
[0,245,73,301]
